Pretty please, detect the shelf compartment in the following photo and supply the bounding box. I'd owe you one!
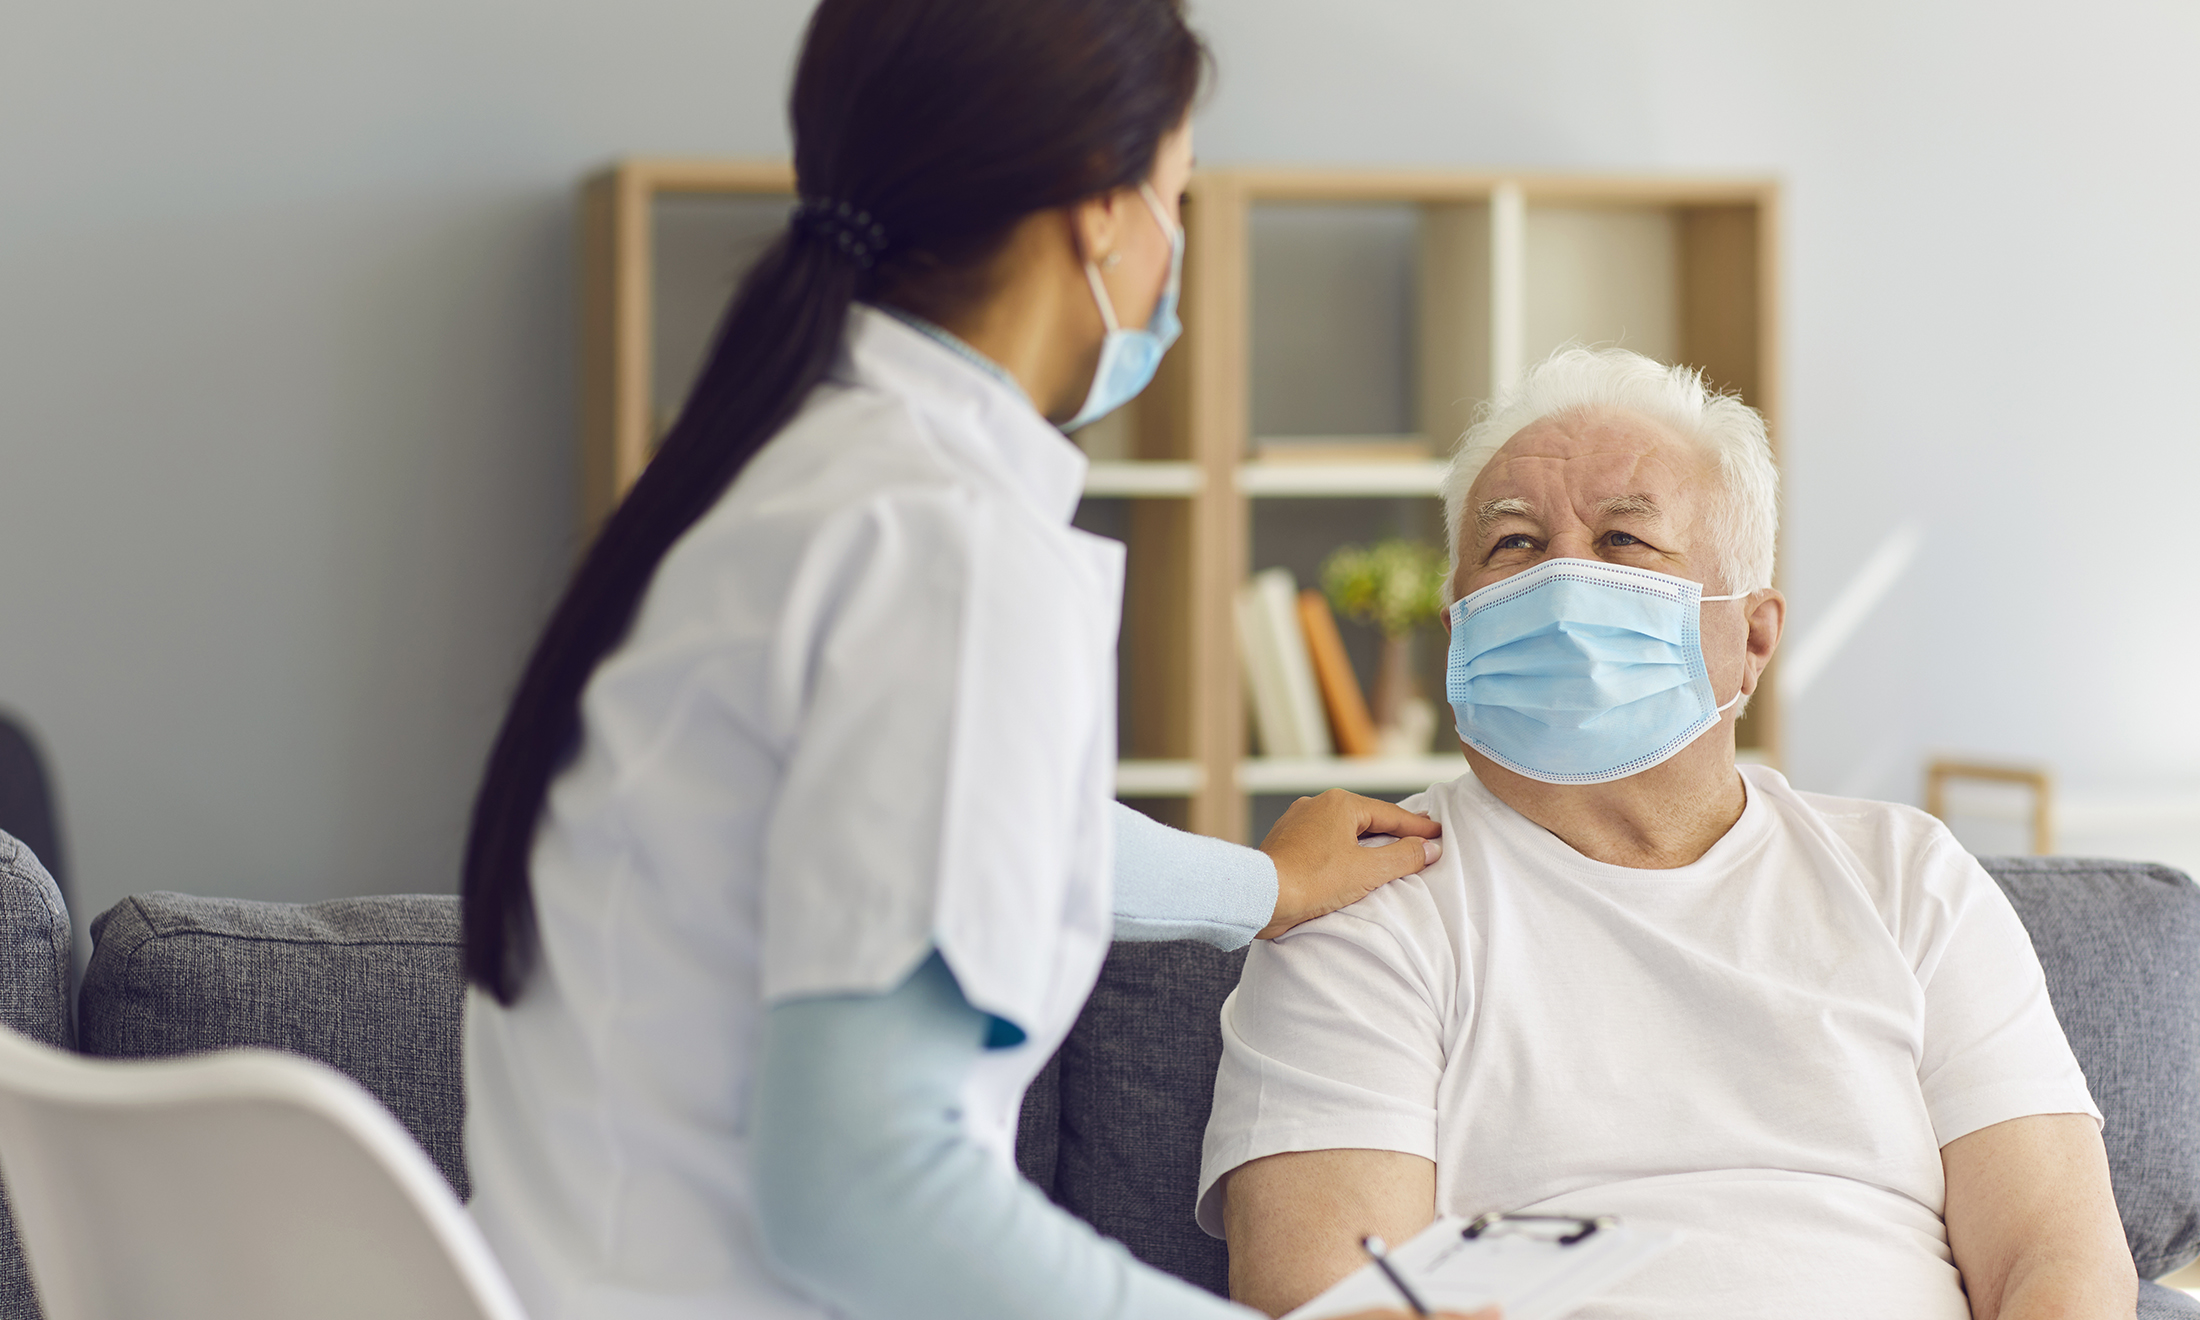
[1240,754,1468,795]
[1082,462,1204,498]
[1116,759,1205,797]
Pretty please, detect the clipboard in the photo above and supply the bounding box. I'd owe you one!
[1283,1212,1681,1320]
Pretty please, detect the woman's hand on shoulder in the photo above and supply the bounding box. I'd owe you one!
[1256,789,1443,939]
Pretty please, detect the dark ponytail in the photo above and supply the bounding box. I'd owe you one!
[463,0,1208,1003]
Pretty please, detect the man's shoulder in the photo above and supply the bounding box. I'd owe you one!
[1746,766,1978,896]
[1396,769,1486,823]
[1789,787,1945,842]
[1265,773,1489,952]
[1265,776,1477,960]
[1759,770,1950,847]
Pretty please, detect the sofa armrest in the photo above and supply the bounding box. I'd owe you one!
[79,892,467,1199]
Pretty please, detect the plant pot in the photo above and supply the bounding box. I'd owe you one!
[1371,633,1435,758]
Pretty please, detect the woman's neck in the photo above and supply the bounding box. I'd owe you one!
[904,211,1098,425]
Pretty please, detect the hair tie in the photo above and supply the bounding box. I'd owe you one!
[792,198,891,271]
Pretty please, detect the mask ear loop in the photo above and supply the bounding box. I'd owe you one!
[1082,259,1122,334]
[1083,183,1179,337]
[1137,182,1178,235]
[1698,588,1760,713]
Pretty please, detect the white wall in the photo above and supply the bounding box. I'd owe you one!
[0,1,808,927]
[4,0,2197,932]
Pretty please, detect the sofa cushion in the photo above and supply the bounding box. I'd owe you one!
[78,892,467,1200]
[1014,1048,1063,1196]
[2143,1280,2200,1318]
[1048,940,1245,1297]
[0,833,69,1053]
[1984,857,2200,1280]
[0,831,70,1320]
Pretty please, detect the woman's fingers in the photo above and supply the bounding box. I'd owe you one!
[1351,794,1443,840]
[1256,789,1445,938]
[1373,833,1443,877]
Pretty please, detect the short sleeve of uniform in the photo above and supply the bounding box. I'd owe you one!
[1195,881,1451,1237]
[759,484,1114,1036]
[1901,830,2101,1146]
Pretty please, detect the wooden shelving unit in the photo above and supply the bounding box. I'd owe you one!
[578,158,796,532]
[580,161,1780,844]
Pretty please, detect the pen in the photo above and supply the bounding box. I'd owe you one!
[1359,1235,1431,1317]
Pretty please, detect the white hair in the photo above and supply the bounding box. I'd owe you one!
[1439,346,1778,600]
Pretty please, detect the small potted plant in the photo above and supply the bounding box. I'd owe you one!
[1321,539,1447,758]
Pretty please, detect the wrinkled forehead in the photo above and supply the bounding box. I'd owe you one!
[1466,406,1714,516]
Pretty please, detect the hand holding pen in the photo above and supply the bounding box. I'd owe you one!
[1341,1235,1500,1320]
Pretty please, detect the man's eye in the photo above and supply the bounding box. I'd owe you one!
[1606,531,1642,547]
[1494,534,1536,551]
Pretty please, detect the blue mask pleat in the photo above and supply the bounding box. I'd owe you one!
[1445,559,1724,783]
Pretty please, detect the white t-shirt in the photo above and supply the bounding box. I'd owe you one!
[1198,765,2098,1320]
[465,308,1122,1320]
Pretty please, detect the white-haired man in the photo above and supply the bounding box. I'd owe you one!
[1198,348,2134,1320]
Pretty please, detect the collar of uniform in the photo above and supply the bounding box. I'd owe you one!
[874,303,1025,398]
[841,304,1089,524]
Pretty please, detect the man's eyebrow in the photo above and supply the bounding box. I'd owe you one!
[1475,497,1536,535]
[1596,494,1663,520]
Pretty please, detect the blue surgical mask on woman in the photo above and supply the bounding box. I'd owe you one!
[1445,558,1751,784]
[1062,183,1183,432]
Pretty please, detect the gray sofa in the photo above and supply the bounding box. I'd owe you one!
[1,833,2197,1316]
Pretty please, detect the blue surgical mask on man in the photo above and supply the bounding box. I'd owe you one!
[1444,558,1751,784]
[1062,183,1183,432]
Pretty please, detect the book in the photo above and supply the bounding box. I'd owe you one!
[1236,569,1333,759]
[1236,574,1297,758]
[1296,589,1378,757]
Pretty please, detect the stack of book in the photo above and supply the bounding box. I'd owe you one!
[1235,569,1380,759]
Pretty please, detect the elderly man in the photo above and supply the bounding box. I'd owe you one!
[1198,347,2133,1320]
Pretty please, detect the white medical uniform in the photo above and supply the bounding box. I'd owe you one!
[465,306,1122,1320]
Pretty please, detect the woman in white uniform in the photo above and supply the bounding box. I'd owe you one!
[459,2,1470,1318]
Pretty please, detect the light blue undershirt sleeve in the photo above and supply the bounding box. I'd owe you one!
[752,952,1254,1320]
[1110,800,1277,949]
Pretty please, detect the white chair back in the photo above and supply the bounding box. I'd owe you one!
[0,1025,527,1320]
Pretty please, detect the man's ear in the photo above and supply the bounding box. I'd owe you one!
[1740,588,1786,696]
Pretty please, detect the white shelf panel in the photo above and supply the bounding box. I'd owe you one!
[1251,434,1431,459]
[1082,462,1203,498]
[1082,457,1449,498]
[1240,754,1468,795]
[1115,759,1204,796]
[1238,461,1449,498]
